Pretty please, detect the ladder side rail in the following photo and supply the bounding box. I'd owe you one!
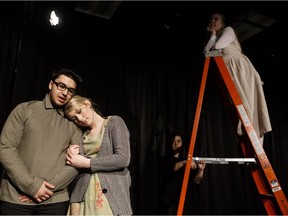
[212,53,277,214]
[177,56,211,216]
[240,140,274,196]
[214,56,288,215]
[240,141,278,214]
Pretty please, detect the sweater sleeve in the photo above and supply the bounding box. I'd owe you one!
[205,27,236,53]
[90,116,131,172]
[0,103,43,196]
[48,128,82,191]
[214,27,236,49]
[204,34,217,53]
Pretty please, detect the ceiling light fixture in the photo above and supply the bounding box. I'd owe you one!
[49,10,60,26]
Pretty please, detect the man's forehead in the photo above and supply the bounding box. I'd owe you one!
[56,75,76,86]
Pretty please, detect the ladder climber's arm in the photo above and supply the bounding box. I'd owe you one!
[213,27,235,49]
[204,26,236,54]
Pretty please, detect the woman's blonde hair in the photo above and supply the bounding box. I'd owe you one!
[64,95,86,115]
[64,95,105,118]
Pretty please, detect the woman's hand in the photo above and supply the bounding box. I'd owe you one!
[66,152,90,169]
[197,160,206,170]
[191,161,198,169]
[67,144,80,155]
[207,26,216,35]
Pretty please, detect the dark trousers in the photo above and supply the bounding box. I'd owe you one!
[0,201,69,215]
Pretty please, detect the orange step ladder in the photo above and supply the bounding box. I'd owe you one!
[177,50,288,215]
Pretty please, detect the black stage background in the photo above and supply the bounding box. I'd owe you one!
[1,1,288,214]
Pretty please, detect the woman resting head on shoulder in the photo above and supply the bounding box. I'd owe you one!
[64,95,106,130]
[64,95,133,216]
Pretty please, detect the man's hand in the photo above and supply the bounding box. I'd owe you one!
[33,181,55,203]
[19,194,34,203]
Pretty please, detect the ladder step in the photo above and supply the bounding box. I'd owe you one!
[205,50,222,57]
[259,193,274,198]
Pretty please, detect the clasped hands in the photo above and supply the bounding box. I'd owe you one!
[19,181,55,203]
[18,144,81,203]
[18,145,86,203]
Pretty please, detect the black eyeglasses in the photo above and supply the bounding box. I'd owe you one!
[53,81,76,95]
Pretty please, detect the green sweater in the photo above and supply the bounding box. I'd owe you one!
[0,94,82,205]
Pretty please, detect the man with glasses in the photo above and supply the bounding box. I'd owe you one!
[0,68,83,215]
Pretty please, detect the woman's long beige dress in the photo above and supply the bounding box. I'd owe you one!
[206,27,272,139]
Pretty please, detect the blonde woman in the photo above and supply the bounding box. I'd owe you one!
[205,13,272,145]
[64,95,132,215]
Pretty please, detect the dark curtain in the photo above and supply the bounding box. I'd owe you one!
[0,2,287,215]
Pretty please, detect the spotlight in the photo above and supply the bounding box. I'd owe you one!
[49,10,60,26]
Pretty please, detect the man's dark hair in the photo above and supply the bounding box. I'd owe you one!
[51,68,83,88]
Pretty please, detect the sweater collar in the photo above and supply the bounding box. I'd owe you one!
[43,93,65,117]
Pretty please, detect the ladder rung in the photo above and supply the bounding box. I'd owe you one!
[193,157,256,164]
[259,193,274,198]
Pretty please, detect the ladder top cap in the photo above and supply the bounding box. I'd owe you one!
[205,50,222,57]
